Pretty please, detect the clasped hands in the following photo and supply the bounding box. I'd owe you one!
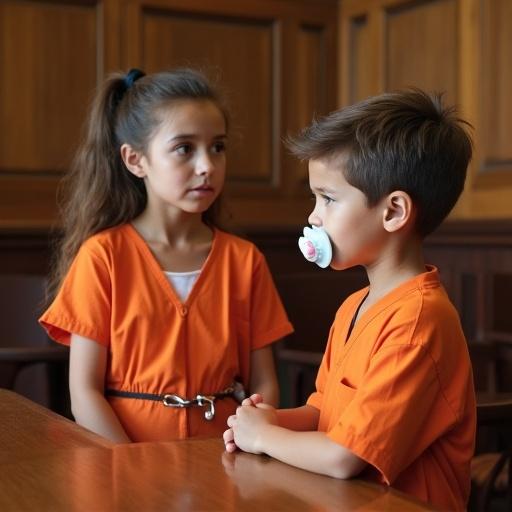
[223,393,278,454]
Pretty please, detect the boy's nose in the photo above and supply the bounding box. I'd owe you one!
[308,210,321,227]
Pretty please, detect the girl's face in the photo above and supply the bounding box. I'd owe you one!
[136,99,227,216]
[307,158,387,270]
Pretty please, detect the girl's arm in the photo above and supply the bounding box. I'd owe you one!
[69,334,131,443]
[248,345,279,406]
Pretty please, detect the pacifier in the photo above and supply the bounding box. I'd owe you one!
[298,226,332,268]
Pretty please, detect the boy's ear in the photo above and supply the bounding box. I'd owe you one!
[120,143,146,178]
[382,191,415,233]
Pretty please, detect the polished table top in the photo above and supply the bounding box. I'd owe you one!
[0,389,435,511]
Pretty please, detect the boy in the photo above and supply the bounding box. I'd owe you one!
[223,89,476,511]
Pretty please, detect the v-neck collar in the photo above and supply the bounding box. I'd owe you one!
[344,265,440,346]
[124,223,219,308]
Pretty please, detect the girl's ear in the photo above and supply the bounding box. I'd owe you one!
[120,144,146,178]
[382,191,415,233]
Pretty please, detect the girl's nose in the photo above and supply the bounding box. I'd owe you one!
[195,152,215,176]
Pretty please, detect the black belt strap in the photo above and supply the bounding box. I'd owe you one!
[105,381,246,421]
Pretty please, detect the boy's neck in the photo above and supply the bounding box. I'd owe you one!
[362,238,426,312]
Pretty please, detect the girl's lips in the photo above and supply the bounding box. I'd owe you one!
[192,186,213,191]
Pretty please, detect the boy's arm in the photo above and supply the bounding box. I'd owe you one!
[249,346,279,407]
[70,334,131,443]
[276,404,320,430]
[227,402,367,479]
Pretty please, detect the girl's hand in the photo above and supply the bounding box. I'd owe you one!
[227,402,278,454]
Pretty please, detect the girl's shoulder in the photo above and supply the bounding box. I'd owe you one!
[81,224,133,255]
[213,228,262,257]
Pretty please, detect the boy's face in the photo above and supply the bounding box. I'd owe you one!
[307,158,387,270]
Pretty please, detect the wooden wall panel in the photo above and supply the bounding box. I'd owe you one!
[0,1,97,172]
[141,11,275,186]
[340,0,512,219]
[0,0,112,229]
[292,23,334,191]
[296,25,329,132]
[385,0,457,103]
[1,0,338,230]
[478,0,512,183]
[347,15,375,103]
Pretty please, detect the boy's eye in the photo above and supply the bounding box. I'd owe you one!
[175,144,192,155]
[322,194,334,205]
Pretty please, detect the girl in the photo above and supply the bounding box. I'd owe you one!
[40,68,293,443]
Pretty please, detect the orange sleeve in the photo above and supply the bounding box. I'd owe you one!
[326,342,458,484]
[249,251,293,349]
[39,240,112,347]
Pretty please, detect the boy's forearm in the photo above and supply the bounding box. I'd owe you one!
[256,426,366,479]
[276,404,319,431]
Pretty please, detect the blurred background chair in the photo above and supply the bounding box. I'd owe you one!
[0,274,70,417]
[469,341,512,512]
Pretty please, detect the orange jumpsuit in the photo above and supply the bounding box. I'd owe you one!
[307,266,476,511]
[40,224,293,441]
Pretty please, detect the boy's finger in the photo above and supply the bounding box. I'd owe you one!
[223,428,234,444]
[225,441,237,453]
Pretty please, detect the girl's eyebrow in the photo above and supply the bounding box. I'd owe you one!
[166,133,227,143]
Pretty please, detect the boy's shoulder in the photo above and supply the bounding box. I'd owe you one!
[336,266,461,342]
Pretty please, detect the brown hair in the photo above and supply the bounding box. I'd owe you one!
[47,68,228,301]
[288,89,472,237]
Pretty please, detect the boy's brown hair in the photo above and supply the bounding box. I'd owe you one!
[288,89,472,237]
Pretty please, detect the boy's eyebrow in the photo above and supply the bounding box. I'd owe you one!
[311,185,337,194]
[166,133,227,143]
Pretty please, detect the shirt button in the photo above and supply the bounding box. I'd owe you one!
[180,306,188,316]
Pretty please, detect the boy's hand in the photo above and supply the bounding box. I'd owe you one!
[226,402,278,454]
[223,393,265,452]
[241,393,263,407]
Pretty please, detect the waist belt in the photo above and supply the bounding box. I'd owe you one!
[105,381,246,421]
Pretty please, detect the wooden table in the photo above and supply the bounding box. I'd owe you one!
[0,389,435,511]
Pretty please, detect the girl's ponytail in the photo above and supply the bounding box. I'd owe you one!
[47,71,147,301]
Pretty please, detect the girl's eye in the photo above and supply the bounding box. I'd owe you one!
[212,141,226,154]
[322,195,334,205]
[175,144,192,155]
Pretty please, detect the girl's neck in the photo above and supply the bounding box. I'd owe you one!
[132,210,212,247]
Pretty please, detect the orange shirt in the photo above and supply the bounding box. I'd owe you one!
[307,266,476,511]
[40,224,293,441]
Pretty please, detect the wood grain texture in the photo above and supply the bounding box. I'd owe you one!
[0,389,435,511]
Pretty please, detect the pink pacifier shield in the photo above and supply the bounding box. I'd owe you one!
[297,226,332,268]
